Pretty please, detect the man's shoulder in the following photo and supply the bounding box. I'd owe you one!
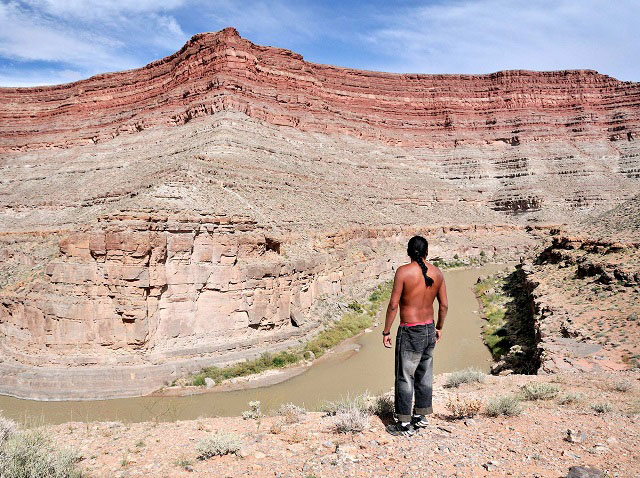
[427,263,444,278]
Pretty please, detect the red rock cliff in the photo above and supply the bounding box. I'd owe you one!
[1,27,638,152]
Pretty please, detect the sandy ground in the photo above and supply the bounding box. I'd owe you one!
[43,372,640,478]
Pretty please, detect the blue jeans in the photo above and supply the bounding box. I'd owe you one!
[394,322,436,422]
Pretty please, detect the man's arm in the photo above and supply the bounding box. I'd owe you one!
[383,269,403,347]
[435,277,448,342]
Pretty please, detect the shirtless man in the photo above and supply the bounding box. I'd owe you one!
[382,235,448,436]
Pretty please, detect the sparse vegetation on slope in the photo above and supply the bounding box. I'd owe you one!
[474,266,539,374]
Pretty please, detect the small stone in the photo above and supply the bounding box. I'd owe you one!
[184,465,193,472]
[562,450,581,459]
[464,418,476,427]
[566,429,586,443]
[483,460,500,471]
[606,436,617,444]
[567,466,604,478]
[323,440,334,448]
[238,446,252,458]
[254,451,266,459]
[204,377,215,388]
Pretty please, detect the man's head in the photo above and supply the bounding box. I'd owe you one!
[407,235,428,261]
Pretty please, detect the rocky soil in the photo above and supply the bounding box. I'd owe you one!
[41,371,640,478]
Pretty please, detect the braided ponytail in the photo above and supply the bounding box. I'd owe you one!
[407,235,434,287]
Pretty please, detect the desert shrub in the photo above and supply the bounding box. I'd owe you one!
[242,401,262,420]
[557,392,583,405]
[196,431,243,459]
[276,403,306,424]
[485,395,522,417]
[591,402,612,414]
[0,429,84,478]
[610,380,633,393]
[347,301,363,313]
[334,406,370,434]
[444,368,486,388]
[174,455,193,470]
[446,395,483,419]
[320,392,371,416]
[520,382,560,401]
[0,416,18,444]
[370,394,394,418]
[192,374,206,386]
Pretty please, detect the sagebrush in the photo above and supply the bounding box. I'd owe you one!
[196,431,243,459]
[444,368,485,388]
[485,395,522,417]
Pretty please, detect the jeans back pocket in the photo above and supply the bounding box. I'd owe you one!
[401,325,427,353]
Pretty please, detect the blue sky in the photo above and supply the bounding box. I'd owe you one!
[1,0,639,86]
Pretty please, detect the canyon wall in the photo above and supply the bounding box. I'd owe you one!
[1,27,639,152]
[0,210,535,399]
[0,27,638,399]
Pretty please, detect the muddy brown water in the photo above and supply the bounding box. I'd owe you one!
[0,264,512,425]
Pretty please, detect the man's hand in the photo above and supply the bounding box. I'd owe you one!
[383,334,392,348]
[435,328,442,343]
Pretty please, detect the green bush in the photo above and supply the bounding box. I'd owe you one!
[242,401,262,420]
[347,301,363,313]
[485,395,522,417]
[276,403,306,424]
[444,368,485,388]
[591,402,612,414]
[196,431,243,459]
[557,392,583,405]
[520,382,560,401]
[320,392,371,416]
[369,394,394,418]
[0,429,84,478]
[334,406,370,434]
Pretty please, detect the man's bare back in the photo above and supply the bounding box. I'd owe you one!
[383,260,448,348]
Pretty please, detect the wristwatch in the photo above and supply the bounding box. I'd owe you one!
[382,331,391,336]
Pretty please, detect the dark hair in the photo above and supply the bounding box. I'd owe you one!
[407,235,433,287]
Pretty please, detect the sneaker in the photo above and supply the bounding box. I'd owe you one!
[411,414,429,428]
[385,421,416,437]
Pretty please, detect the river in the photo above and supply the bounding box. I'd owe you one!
[0,263,511,425]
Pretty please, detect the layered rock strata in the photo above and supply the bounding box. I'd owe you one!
[0,27,639,399]
[0,211,535,399]
[1,28,639,152]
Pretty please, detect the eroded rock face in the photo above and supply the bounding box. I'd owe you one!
[0,210,535,399]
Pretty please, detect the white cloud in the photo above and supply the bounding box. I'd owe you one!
[30,0,186,19]
[0,0,187,85]
[0,0,638,86]
[364,0,640,81]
